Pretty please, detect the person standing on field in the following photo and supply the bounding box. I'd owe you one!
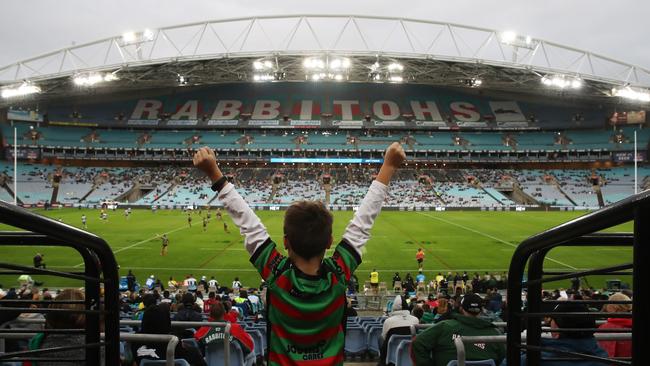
[416,248,425,271]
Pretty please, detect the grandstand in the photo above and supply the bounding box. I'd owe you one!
[0,14,648,366]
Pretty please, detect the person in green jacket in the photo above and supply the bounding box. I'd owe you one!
[411,293,505,366]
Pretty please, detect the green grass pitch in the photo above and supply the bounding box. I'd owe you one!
[0,208,633,290]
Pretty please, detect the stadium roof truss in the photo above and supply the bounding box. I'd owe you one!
[1,15,649,103]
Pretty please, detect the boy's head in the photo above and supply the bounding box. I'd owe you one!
[283,201,333,260]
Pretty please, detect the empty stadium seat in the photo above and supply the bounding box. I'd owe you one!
[386,335,411,365]
[344,326,367,355]
[140,358,191,366]
[446,360,496,366]
[204,339,253,366]
[395,339,413,366]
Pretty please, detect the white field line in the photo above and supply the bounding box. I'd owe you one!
[73,223,194,267]
[416,212,577,270]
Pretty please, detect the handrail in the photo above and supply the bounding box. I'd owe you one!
[0,332,179,366]
[506,189,650,366]
[453,334,632,366]
[0,200,120,365]
[0,319,232,365]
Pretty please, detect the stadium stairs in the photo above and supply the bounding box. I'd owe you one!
[554,184,577,206]
[510,184,539,206]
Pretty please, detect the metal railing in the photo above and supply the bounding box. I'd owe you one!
[506,189,649,366]
[0,319,231,366]
[0,200,120,364]
[453,334,632,366]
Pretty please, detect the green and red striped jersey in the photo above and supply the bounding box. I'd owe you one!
[251,238,361,366]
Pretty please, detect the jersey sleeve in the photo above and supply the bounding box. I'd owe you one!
[249,238,287,281]
[330,240,363,282]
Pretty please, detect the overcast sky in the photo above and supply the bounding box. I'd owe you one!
[1,0,648,68]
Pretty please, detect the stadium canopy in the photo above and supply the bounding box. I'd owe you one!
[1,15,649,103]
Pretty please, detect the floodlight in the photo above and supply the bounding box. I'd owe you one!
[571,79,582,89]
[304,57,325,69]
[330,58,351,70]
[500,31,517,44]
[73,72,118,87]
[334,74,344,81]
[253,61,264,70]
[388,62,404,71]
[311,74,321,81]
[1,83,41,99]
[370,62,380,71]
[121,31,137,43]
[612,87,650,102]
[389,75,404,83]
[142,29,155,41]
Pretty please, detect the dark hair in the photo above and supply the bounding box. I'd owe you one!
[284,201,333,259]
[209,302,225,320]
[551,302,597,339]
[181,292,195,306]
[142,304,171,334]
[412,306,424,320]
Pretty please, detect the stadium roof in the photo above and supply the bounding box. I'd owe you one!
[1,15,649,105]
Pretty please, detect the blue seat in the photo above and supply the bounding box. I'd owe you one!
[205,339,254,366]
[395,339,412,366]
[247,329,264,357]
[366,326,382,356]
[344,326,367,355]
[181,338,200,350]
[446,360,496,366]
[386,335,411,365]
[140,359,190,366]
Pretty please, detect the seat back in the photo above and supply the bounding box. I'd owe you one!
[366,326,382,355]
[344,326,367,354]
[205,339,245,366]
[386,335,411,365]
[446,360,496,366]
[139,359,191,366]
[395,339,413,366]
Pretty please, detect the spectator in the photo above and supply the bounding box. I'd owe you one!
[412,293,505,366]
[345,297,357,317]
[420,304,435,324]
[392,272,401,288]
[231,277,242,291]
[504,302,608,366]
[132,303,206,366]
[597,293,632,359]
[160,290,172,304]
[194,302,255,365]
[192,143,405,364]
[173,292,203,339]
[223,300,239,323]
[203,292,218,313]
[33,253,46,269]
[126,270,136,292]
[379,295,419,365]
[433,297,452,323]
[29,289,103,365]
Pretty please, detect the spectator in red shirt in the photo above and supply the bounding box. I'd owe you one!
[223,300,239,323]
[597,293,632,358]
[195,302,254,363]
[203,292,219,313]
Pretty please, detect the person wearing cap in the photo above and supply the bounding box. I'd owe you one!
[503,302,608,366]
[412,293,505,366]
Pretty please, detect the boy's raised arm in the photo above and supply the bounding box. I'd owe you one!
[342,142,406,256]
[193,147,269,255]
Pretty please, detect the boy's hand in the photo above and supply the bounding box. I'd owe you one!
[383,142,406,169]
[376,142,406,185]
[193,147,223,183]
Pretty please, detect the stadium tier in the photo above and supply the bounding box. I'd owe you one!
[3,124,649,153]
[1,164,647,208]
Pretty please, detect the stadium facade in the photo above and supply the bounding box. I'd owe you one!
[0,15,647,210]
